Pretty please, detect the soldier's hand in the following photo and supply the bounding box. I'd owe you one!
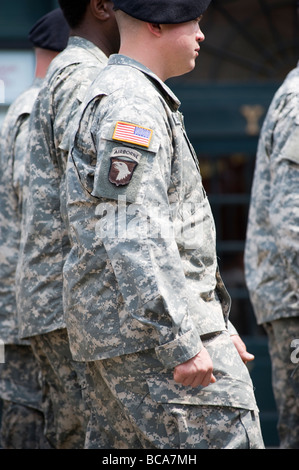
[173,347,216,388]
[230,334,255,364]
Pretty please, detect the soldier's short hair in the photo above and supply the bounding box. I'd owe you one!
[58,0,91,29]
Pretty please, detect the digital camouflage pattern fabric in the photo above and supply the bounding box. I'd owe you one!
[16,37,108,339]
[65,54,234,364]
[30,329,90,449]
[64,55,263,448]
[15,37,109,449]
[0,78,50,448]
[264,318,299,449]
[83,331,264,448]
[245,63,299,448]
[0,345,51,449]
[245,64,299,325]
[0,78,42,344]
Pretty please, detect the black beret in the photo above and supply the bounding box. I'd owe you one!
[28,8,69,52]
[112,0,212,24]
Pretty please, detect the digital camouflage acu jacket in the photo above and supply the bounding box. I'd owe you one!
[0,78,42,344]
[245,63,299,325]
[16,37,108,339]
[64,55,233,368]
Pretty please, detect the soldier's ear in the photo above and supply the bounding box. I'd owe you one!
[90,0,111,21]
[147,23,162,38]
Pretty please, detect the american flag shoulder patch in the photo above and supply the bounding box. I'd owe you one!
[112,121,153,148]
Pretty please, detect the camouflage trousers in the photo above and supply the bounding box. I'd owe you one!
[84,334,264,449]
[0,344,52,449]
[264,317,299,449]
[30,328,90,449]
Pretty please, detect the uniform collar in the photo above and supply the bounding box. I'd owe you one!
[32,76,44,87]
[67,36,108,63]
[108,54,181,111]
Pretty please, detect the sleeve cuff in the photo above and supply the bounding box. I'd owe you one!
[227,320,238,336]
[155,328,203,370]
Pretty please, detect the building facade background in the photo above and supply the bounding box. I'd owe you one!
[0,0,298,448]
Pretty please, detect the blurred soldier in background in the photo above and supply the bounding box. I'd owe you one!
[245,0,299,450]
[16,0,120,449]
[0,9,69,449]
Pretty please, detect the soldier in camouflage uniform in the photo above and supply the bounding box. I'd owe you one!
[0,10,69,449]
[244,5,299,449]
[16,0,120,449]
[64,0,265,449]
